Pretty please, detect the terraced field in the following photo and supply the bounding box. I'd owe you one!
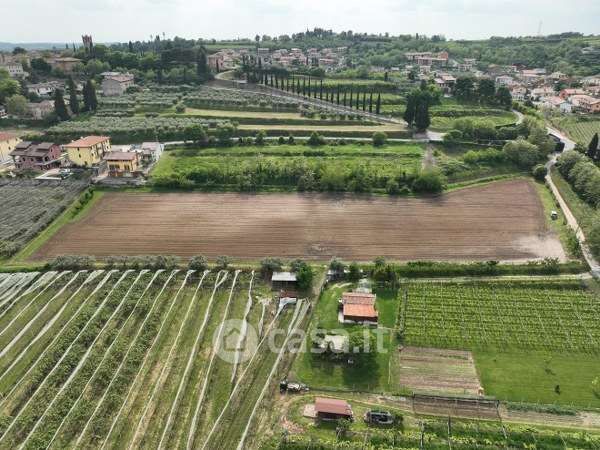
[0,270,307,449]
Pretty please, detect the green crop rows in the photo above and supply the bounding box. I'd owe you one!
[401,281,600,353]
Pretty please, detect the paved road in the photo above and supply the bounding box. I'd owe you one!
[543,124,599,278]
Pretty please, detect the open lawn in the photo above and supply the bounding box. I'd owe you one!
[475,351,600,408]
[31,179,564,262]
[430,110,518,131]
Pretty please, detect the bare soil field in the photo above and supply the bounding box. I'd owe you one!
[398,346,482,396]
[32,179,565,261]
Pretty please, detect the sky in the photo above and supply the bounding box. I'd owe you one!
[2,0,599,43]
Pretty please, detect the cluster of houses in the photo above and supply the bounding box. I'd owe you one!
[0,132,163,179]
[208,46,347,72]
[493,67,600,114]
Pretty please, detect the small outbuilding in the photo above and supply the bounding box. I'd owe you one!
[314,397,353,421]
[340,291,378,324]
[271,271,297,291]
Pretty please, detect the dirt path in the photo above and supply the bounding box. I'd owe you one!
[422,144,436,169]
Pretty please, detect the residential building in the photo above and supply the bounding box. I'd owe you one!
[434,73,456,93]
[559,88,586,100]
[313,398,353,421]
[49,57,82,74]
[63,135,111,167]
[101,73,135,96]
[0,106,7,118]
[0,132,21,163]
[495,75,514,86]
[138,142,164,165]
[543,96,572,114]
[530,87,555,101]
[510,86,527,101]
[27,81,64,97]
[27,100,54,120]
[0,62,26,78]
[208,53,224,71]
[10,141,62,171]
[570,95,600,113]
[104,151,140,177]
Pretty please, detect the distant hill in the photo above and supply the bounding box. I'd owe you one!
[0,42,71,51]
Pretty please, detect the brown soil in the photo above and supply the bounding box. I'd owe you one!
[398,346,483,397]
[33,179,564,261]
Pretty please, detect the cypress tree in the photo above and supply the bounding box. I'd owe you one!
[67,76,79,114]
[414,100,431,132]
[336,87,340,105]
[196,47,208,81]
[588,133,599,159]
[343,91,347,107]
[356,90,360,109]
[375,93,381,115]
[369,92,373,113]
[302,78,306,96]
[308,78,312,97]
[349,88,353,108]
[319,79,323,100]
[403,92,417,126]
[362,91,366,111]
[54,88,69,121]
[286,77,290,92]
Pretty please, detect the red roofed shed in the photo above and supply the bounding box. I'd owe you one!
[314,397,353,421]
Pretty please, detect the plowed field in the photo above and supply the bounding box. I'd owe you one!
[33,179,565,261]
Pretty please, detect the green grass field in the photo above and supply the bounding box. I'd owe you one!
[291,283,401,393]
[430,110,517,131]
[151,143,424,192]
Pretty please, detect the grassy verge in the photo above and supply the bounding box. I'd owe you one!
[474,350,600,409]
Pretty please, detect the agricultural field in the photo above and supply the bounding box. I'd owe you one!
[552,115,600,146]
[430,110,517,131]
[45,116,230,143]
[259,393,600,449]
[400,279,600,407]
[0,269,308,449]
[32,179,565,262]
[0,179,88,258]
[151,143,424,191]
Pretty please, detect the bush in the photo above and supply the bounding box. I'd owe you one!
[348,262,361,281]
[260,257,283,277]
[188,255,208,271]
[532,164,548,181]
[254,129,266,145]
[412,169,445,193]
[175,103,185,113]
[49,255,96,270]
[307,132,325,146]
[372,131,387,147]
[443,129,463,144]
[386,179,400,195]
[503,138,542,169]
[329,258,346,272]
[216,255,231,269]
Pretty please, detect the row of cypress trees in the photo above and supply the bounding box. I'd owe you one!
[54,76,98,121]
[258,72,381,114]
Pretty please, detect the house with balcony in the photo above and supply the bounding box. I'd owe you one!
[10,141,62,171]
[63,135,111,167]
[104,150,140,177]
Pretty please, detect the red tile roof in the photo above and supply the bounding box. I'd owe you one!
[343,303,378,319]
[342,292,376,305]
[104,151,136,161]
[314,397,353,416]
[63,136,110,148]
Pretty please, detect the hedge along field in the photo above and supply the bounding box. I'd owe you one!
[151,143,425,192]
[0,270,308,449]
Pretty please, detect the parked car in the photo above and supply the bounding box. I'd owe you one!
[364,410,394,425]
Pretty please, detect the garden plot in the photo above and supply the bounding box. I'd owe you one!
[0,269,298,449]
[397,346,482,396]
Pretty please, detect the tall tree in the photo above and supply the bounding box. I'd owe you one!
[403,91,418,126]
[67,76,79,114]
[588,133,599,160]
[196,47,209,81]
[369,92,373,113]
[302,78,306,96]
[319,79,323,100]
[343,91,347,107]
[414,100,431,132]
[362,91,367,111]
[83,79,98,112]
[54,88,70,121]
[375,93,381,115]
[349,88,353,108]
[336,87,340,105]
